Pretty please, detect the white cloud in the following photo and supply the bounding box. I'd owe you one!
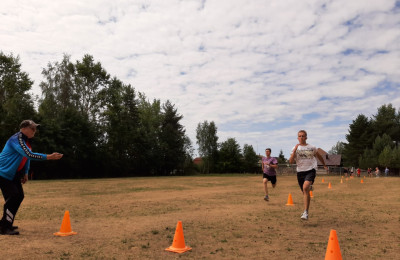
[1,0,399,158]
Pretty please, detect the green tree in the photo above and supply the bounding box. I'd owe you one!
[182,135,195,174]
[40,54,75,110]
[159,100,187,175]
[329,141,345,155]
[358,148,377,169]
[358,134,394,170]
[391,146,400,168]
[372,134,394,155]
[98,78,140,176]
[378,146,392,168]
[0,52,36,144]
[218,138,242,173]
[242,144,259,173]
[36,54,106,178]
[196,121,219,173]
[371,104,400,144]
[277,149,287,164]
[343,114,373,166]
[136,94,163,174]
[74,54,110,122]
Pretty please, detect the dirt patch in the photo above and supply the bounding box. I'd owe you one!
[0,175,398,259]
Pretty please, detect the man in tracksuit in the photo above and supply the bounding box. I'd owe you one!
[0,120,63,235]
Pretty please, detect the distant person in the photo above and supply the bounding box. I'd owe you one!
[289,130,327,220]
[384,167,389,177]
[261,148,278,201]
[357,168,361,177]
[375,167,380,178]
[343,167,348,177]
[367,168,372,178]
[350,167,354,177]
[0,120,63,235]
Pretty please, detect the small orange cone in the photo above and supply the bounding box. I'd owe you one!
[310,190,314,198]
[54,211,77,236]
[361,179,364,183]
[285,193,294,206]
[328,182,332,189]
[340,179,343,184]
[165,221,192,253]
[325,229,343,260]
[322,178,325,183]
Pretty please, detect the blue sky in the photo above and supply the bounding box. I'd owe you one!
[1,0,399,158]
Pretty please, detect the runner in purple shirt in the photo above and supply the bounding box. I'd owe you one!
[261,148,278,201]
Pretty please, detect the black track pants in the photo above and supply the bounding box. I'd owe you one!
[0,174,24,228]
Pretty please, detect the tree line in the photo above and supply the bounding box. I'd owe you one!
[195,120,287,173]
[1,52,195,178]
[2,51,398,178]
[0,52,267,178]
[329,104,400,173]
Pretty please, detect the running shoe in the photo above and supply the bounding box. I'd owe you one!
[300,211,308,220]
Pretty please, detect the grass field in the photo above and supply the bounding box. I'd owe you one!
[0,174,398,259]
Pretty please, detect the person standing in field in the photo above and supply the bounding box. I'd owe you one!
[261,148,278,201]
[384,167,389,177]
[289,130,327,220]
[375,167,380,177]
[0,120,63,235]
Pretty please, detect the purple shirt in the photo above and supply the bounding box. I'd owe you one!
[262,156,277,176]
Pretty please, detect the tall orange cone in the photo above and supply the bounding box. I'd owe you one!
[54,211,77,236]
[325,229,342,260]
[285,193,294,206]
[361,179,364,183]
[165,221,192,253]
[310,190,314,198]
[322,178,325,183]
[328,182,332,189]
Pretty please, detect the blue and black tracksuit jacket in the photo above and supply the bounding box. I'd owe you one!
[0,132,47,181]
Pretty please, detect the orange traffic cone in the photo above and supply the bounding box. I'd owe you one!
[325,229,343,260]
[285,193,294,206]
[54,210,77,236]
[310,190,314,198]
[165,221,192,253]
[322,178,325,183]
[340,179,343,184]
[328,182,332,189]
[361,179,364,183]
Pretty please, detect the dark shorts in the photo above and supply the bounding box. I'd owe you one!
[263,174,277,184]
[297,169,316,191]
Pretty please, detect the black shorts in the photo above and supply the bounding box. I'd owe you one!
[263,174,277,184]
[297,169,316,191]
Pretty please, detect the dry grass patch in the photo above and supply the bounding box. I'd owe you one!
[0,175,398,259]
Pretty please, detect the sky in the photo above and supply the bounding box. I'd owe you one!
[1,0,400,158]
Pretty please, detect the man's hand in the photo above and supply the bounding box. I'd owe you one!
[21,174,28,184]
[47,152,63,160]
[289,144,300,164]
